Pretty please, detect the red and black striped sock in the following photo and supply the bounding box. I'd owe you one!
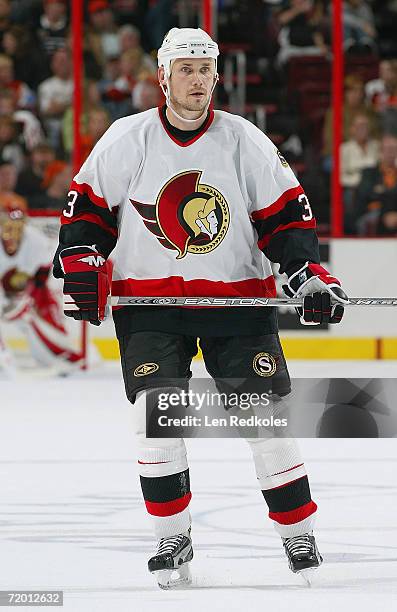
[262,475,317,531]
[140,468,192,518]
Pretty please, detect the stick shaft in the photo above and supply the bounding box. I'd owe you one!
[110,296,397,307]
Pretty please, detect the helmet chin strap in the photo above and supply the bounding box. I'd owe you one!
[160,74,219,126]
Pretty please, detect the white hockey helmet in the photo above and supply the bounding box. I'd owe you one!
[157,27,219,78]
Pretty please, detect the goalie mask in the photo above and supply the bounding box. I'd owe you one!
[0,196,27,256]
[157,27,219,124]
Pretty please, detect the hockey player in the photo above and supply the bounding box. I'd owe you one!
[53,28,348,588]
[0,194,81,374]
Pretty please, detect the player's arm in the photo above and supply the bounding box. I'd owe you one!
[53,124,129,325]
[249,148,348,325]
[52,183,118,325]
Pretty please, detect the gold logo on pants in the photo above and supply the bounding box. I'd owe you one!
[133,363,160,377]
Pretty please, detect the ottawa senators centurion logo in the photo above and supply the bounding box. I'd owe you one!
[131,171,230,259]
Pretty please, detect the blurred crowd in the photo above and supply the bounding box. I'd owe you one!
[219,0,397,236]
[0,0,171,215]
[337,64,397,236]
[0,0,396,236]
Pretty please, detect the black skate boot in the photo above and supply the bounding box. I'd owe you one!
[148,529,193,589]
[282,532,323,585]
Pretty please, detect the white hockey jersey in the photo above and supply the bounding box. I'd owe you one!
[58,107,317,302]
[0,224,52,287]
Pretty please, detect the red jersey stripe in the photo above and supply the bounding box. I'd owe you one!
[61,211,118,237]
[70,180,111,209]
[258,219,317,250]
[112,275,277,299]
[145,492,192,517]
[269,500,317,525]
[251,185,305,221]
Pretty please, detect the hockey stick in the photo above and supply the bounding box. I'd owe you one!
[109,296,397,307]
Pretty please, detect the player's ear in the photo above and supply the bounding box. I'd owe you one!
[158,67,166,87]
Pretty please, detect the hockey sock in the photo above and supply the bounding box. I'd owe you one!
[246,437,317,537]
[133,388,192,539]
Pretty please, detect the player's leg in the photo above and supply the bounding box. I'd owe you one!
[201,334,322,579]
[0,325,16,379]
[119,331,197,588]
[2,282,81,370]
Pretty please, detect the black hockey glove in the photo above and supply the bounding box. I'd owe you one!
[59,246,110,326]
[282,261,349,325]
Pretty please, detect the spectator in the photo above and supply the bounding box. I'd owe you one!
[116,48,155,96]
[63,28,103,81]
[2,25,48,89]
[355,134,397,234]
[0,89,12,115]
[7,0,37,24]
[36,0,68,59]
[0,115,24,171]
[112,0,145,29]
[144,0,177,50]
[29,159,72,210]
[38,47,73,150]
[0,90,44,151]
[365,59,397,111]
[98,55,133,120]
[0,157,26,206]
[377,188,397,234]
[79,108,111,162]
[0,0,13,52]
[341,114,379,188]
[87,0,120,67]
[343,0,376,52]
[0,157,27,214]
[276,0,327,66]
[61,80,103,157]
[323,75,378,161]
[15,142,55,205]
[0,53,35,110]
[132,75,164,112]
[341,113,379,232]
[118,24,156,72]
[366,59,397,136]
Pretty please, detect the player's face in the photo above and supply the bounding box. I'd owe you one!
[0,216,24,256]
[166,58,216,117]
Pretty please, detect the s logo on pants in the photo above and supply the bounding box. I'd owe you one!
[252,352,276,377]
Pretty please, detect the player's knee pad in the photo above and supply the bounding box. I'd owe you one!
[130,387,187,475]
[246,437,306,489]
[130,386,186,441]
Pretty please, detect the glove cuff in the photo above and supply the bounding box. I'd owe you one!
[59,245,106,275]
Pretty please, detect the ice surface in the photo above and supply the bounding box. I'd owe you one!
[0,360,396,611]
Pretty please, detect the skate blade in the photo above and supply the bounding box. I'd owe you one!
[297,566,319,587]
[154,563,191,590]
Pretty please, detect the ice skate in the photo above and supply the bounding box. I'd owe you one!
[282,532,323,585]
[148,529,193,590]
